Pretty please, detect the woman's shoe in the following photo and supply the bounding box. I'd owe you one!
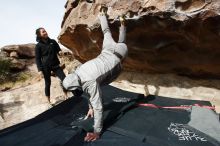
[46,96,51,104]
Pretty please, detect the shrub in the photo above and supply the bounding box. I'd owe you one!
[0,58,12,82]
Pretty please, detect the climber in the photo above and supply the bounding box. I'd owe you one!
[62,6,128,141]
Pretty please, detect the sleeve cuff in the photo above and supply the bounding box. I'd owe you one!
[94,127,102,133]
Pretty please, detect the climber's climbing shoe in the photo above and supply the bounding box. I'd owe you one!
[100,5,108,15]
[119,14,126,25]
[86,0,94,3]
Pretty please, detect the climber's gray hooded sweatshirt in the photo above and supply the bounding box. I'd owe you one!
[63,15,127,133]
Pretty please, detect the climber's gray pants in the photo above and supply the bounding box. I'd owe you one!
[99,15,126,55]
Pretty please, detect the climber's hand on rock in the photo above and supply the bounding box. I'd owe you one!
[84,132,100,142]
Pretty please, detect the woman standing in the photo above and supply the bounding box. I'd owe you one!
[35,27,66,103]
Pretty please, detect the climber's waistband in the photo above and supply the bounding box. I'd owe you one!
[101,50,123,60]
[113,52,123,60]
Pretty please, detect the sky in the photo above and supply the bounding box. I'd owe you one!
[0,0,66,48]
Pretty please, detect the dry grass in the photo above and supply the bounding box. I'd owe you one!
[0,72,32,91]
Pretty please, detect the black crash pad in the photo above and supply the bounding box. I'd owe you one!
[0,85,219,146]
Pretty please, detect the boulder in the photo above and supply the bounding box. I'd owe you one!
[1,43,36,58]
[59,0,220,78]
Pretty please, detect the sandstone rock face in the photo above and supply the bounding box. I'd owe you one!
[10,59,26,71]
[111,72,220,113]
[59,0,220,78]
[9,51,19,58]
[0,76,68,129]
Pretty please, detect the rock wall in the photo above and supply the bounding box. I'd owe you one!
[59,0,220,78]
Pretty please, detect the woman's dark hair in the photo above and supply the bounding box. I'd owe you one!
[35,27,44,42]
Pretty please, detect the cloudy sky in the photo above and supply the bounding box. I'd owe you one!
[0,0,66,48]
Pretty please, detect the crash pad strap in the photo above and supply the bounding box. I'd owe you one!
[138,103,215,110]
